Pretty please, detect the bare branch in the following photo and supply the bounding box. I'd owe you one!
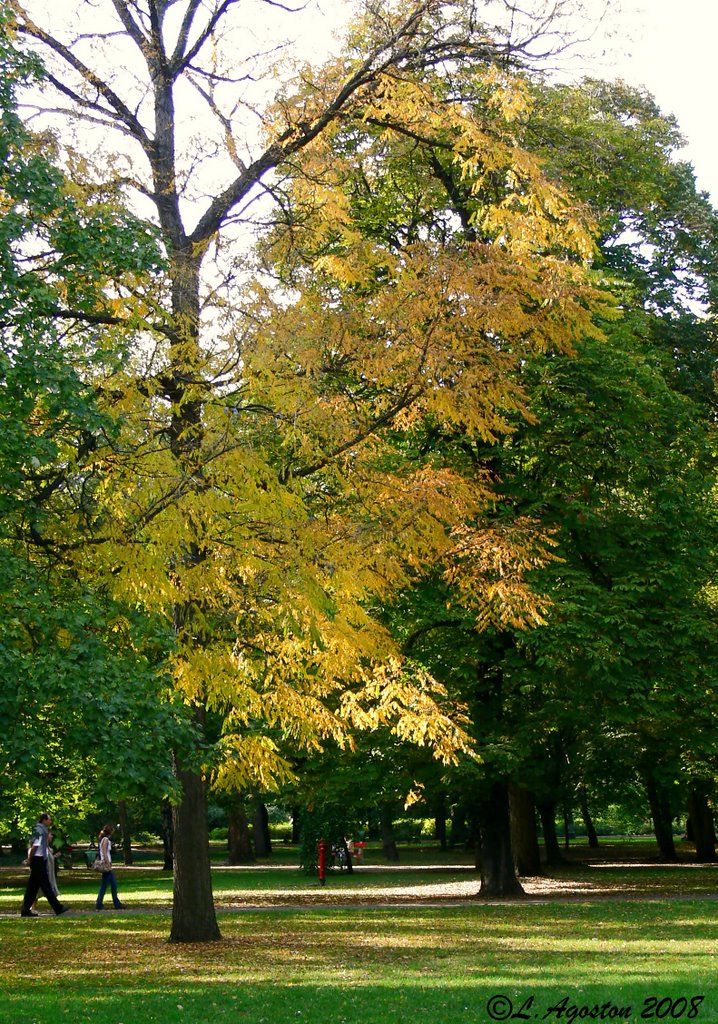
[110,0,150,55]
[189,0,439,244]
[168,0,204,72]
[184,60,267,86]
[170,0,243,77]
[9,0,152,153]
[260,0,308,11]
[185,72,247,172]
[21,91,145,145]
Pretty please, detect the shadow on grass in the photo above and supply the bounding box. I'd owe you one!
[0,903,716,1022]
[0,981,715,1024]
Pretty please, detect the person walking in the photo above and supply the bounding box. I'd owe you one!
[28,829,60,914]
[20,813,69,917]
[95,824,125,911]
[45,831,60,900]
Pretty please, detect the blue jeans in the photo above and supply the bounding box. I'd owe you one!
[96,870,121,908]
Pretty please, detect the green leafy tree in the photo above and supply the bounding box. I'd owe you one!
[4,0,612,940]
[0,10,189,839]
[294,65,718,884]
[499,77,718,861]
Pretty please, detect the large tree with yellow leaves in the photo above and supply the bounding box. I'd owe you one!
[6,0,608,940]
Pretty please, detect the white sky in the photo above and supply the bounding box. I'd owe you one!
[589,0,718,201]
[24,0,718,205]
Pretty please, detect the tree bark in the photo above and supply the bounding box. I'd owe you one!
[644,775,677,862]
[380,810,400,862]
[563,803,573,851]
[116,800,133,866]
[160,798,174,872]
[169,757,221,943]
[687,787,717,863]
[509,784,542,876]
[537,799,564,865]
[449,804,469,848]
[252,801,272,858]
[434,795,448,850]
[578,787,599,848]
[477,781,525,897]
[228,802,254,865]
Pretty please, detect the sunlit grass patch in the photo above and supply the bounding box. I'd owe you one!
[0,902,716,1024]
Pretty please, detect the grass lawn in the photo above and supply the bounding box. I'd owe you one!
[0,902,716,1024]
[0,844,716,1024]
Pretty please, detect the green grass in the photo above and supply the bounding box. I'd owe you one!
[0,902,716,1024]
[1,844,717,1024]
[3,840,717,911]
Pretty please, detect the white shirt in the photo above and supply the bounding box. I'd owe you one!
[99,835,112,866]
[30,823,49,860]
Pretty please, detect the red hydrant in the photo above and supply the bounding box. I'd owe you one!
[318,837,327,886]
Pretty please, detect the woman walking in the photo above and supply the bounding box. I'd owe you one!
[95,824,125,911]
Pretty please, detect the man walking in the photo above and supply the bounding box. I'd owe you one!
[20,813,69,917]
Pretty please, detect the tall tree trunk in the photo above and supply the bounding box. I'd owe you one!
[434,795,448,850]
[154,7,216,925]
[578,787,599,848]
[509,784,542,876]
[228,802,254,865]
[380,810,400,862]
[160,798,174,872]
[687,787,717,863]
[477,781,525,897]
[252,801,272,858]
[116,800,133,866]
[537,799,564,865]
[450,804,469,848]
[170,756,221,943]
[563,802,573,851]
[165,248,220,936]
[644,775,677,862]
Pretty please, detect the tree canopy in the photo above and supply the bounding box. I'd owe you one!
[1,0,717,930]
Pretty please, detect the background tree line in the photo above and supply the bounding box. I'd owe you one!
[1,0,716,938]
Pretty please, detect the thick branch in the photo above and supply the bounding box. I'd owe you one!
[405,619,468,648]
[189,1,437,244]
[0,304,169,334]
[429,151,477,241]
[170,0,242,77]
[9,1,151,153]
[287,382,424,480]
[110,0,151,57]
[168,0,204,73]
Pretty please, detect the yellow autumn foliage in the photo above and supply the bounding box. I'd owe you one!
[46,41,613,794]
